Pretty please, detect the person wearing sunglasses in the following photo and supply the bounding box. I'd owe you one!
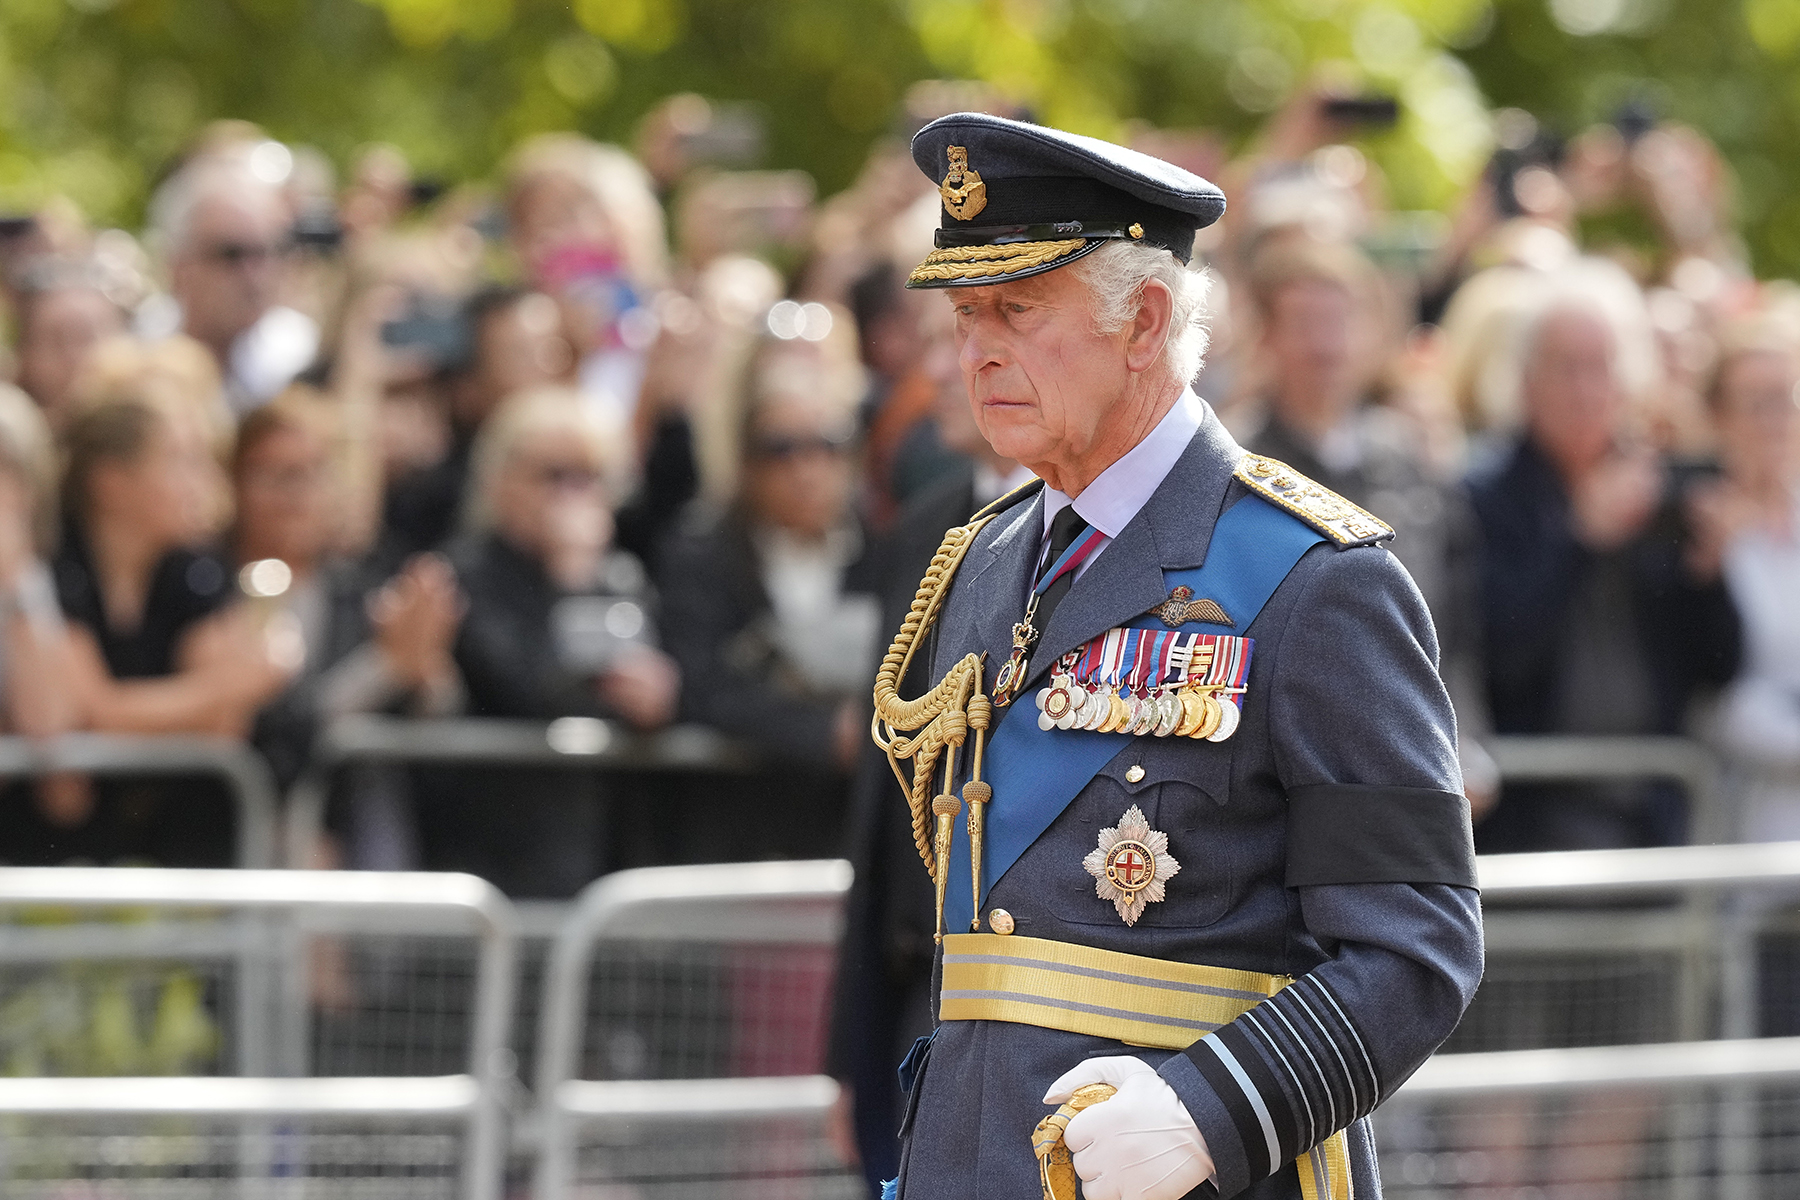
[657,330,882,863]
[152,151,319,414]
[430,386,677,897]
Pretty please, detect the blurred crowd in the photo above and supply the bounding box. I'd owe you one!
[0,83,1793,928]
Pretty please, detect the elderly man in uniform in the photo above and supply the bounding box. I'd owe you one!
[870,114,1482,1200]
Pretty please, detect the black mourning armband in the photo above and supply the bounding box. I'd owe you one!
[1285,784,1477,888]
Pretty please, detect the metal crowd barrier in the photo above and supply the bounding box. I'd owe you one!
[533,859,855,1200]
[285,714,761,868]
[0,868,516,1200]
[0,732,279,868]
[1378,1038,1800,1198]
[1370,843,1800,1199]
[1488,733,1727,843]
[1475,841,1800,1045]
[1449,735,1739,1052]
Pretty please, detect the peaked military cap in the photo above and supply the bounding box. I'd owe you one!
[906,112,1227,289]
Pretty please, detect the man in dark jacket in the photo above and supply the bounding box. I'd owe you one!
[1469,290,1740,850]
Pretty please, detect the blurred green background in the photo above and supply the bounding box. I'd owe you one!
[0,0,1794,269]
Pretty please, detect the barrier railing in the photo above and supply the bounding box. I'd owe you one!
[1488,733,1727,843]
[1471,839,1800,1049]
[1378,1037,1800,1198]
[0,868,516,1200]
[533,859,854,1200]
[285,714,761,869]
[0,732,279,868]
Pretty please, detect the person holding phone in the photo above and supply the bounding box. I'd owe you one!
[1468,260,1741,852]
[656,326,882,863]
[429,386,678,896]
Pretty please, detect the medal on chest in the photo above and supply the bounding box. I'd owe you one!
[1032,626,1252,741]
[1083,804,1181,925]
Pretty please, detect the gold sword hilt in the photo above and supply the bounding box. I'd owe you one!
[1032,1083,1119,1200]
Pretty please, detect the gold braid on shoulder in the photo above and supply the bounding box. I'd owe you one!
[871,512,1000,940]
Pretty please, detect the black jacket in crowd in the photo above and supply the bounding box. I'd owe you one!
[1467,436,1741,850]
[655,504,881,863]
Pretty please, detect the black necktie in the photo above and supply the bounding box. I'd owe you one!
[1034,505,1090,639]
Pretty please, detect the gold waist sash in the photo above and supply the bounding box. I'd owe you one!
[940,933,1351,1200]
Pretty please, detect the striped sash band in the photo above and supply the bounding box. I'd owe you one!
[940,933,1351,1200]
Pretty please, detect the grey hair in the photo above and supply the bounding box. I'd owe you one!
[1488,256,1661,431]
[148,156,283,260]
[464,386,630,531]
[1069,241,1213,387]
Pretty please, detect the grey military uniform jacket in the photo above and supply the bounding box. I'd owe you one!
[896,406,1483,1199]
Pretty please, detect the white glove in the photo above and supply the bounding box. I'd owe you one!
[1043,1056,1215,1200]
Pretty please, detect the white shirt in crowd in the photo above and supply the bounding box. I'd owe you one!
[1718,489,1800,840]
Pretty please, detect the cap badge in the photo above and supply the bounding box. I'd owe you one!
[1082,804,1180,925]
[940,145,988,221]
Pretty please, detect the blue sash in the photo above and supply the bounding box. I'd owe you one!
[943,494,1325,933]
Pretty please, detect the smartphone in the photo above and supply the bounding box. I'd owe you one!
[381,293,471,368]
[1612,99,1656,146]
[291,206,344,251]
[553,596,653,674]
[1320,96,1400,128]
[675,103,766,170]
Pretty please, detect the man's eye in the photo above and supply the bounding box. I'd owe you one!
[1007,303,1029,314]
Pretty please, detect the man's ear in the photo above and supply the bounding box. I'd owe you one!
[1124,278,1174,375]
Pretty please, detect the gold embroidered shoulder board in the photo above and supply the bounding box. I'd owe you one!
[1234,455,1394,548]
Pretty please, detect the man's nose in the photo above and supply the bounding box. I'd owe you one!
[958,313,1006,375]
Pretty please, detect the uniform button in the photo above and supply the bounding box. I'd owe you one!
[988,909,1015,935]
[1125,765,1145,784]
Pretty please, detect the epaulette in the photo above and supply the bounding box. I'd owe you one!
[1234,454,1393,548]
[968,475,1046,522]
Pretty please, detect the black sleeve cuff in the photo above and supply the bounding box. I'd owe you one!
[1285,784,1477,888]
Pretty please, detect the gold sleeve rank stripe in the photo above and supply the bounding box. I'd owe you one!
[1233,454,1394,548]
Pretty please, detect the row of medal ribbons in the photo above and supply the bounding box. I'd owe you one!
[1035,627,1254,742]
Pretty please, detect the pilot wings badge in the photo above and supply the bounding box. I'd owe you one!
[1150,586,1231,628]
[1082,805,1180,925]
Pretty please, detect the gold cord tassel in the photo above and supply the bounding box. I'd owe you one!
[872,515,1000,938]
[963,714,991,931]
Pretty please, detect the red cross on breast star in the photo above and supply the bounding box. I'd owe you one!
[1107,843,1153,891]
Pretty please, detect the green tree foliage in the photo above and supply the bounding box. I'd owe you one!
[0,0,1794,273]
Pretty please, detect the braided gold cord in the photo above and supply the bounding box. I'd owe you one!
[871,515,998,876]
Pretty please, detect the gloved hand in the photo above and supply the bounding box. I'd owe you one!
[1043,1056,1214,1200]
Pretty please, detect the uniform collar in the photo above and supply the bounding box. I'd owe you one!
[1042,388,1205,541]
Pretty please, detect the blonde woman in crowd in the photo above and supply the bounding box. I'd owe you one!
[229,394,465,793]
[504,134,667,428]
[1693,325,1800,839]
[657,318,878,862]
[27,338,293,865]
[429,386,676,895]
